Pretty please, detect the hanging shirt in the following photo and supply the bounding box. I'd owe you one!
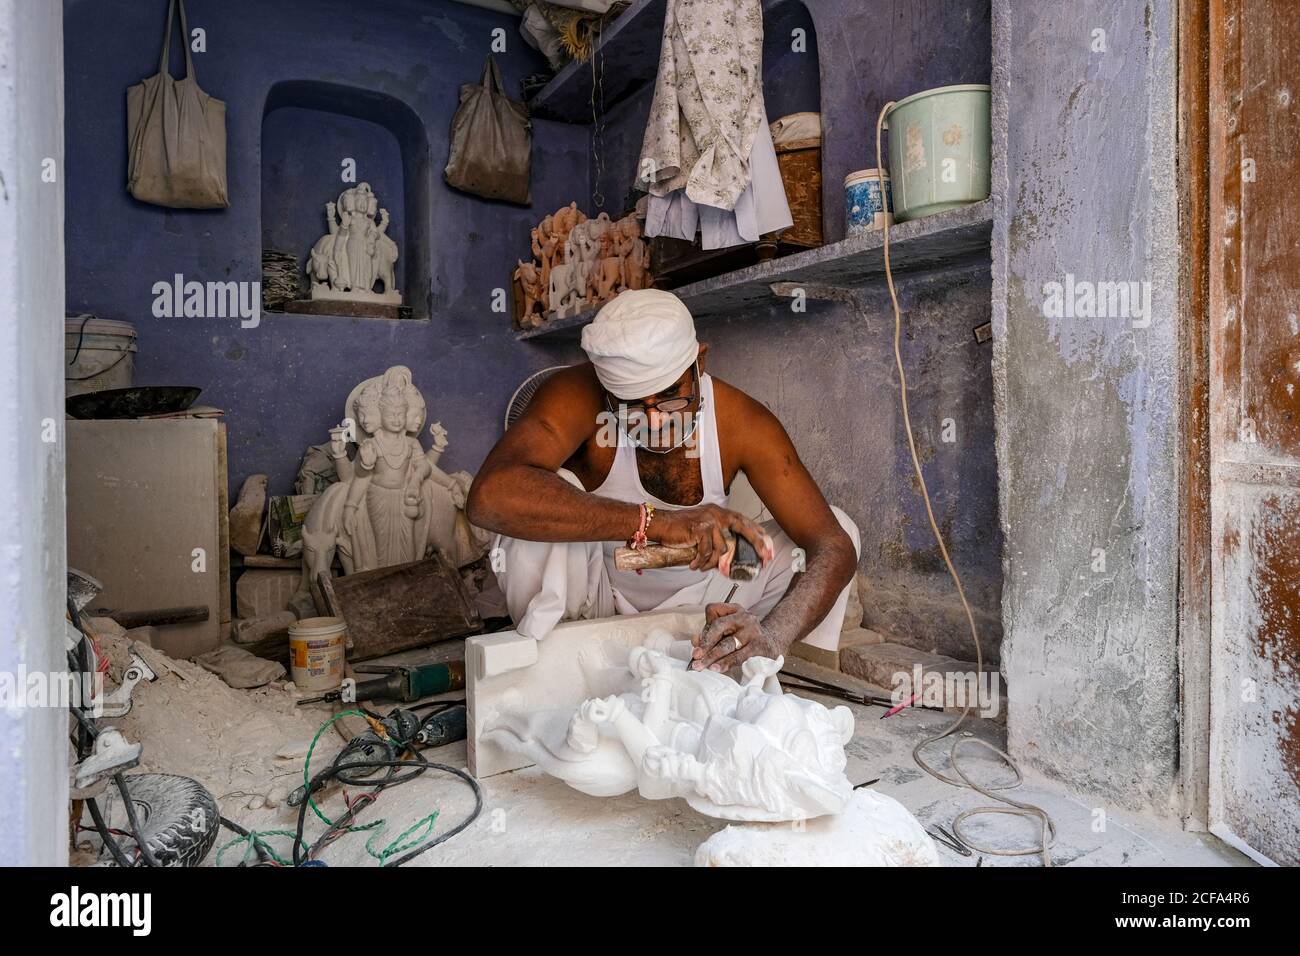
[644,119,793,249]
[638,0,768,212]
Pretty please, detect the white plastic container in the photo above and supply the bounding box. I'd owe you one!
[65,315,137,397]
[288,616,347,691]
[844,168,893,235]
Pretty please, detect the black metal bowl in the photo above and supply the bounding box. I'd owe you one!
[66,386,202,420]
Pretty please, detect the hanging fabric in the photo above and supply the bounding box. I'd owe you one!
[444,56,533,206]
[638,0,768,211]
[645,120,791,250]
[126,0,229,209]
[638,0,789,249]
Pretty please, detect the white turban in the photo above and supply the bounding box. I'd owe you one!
[580,290,700,399]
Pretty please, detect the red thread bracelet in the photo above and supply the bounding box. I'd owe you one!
[630,502,649,550]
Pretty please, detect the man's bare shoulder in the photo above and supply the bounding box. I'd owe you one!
[525,362,604,418]
[710,375,785,435]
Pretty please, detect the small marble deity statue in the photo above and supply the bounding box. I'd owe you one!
[308,182,402,304]
[298,366,488,601]
[482,629,857,822]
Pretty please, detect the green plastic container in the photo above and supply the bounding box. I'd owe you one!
[883,84,991,222]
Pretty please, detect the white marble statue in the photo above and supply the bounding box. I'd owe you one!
[308,182,402,304]
[481,626,857,822]
[297,366,488,602]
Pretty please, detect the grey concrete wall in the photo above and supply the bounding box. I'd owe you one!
[703,266,1004,661]
[991,0,1182,810]
[0,0,69,866]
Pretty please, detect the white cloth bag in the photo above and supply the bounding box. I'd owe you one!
[126,0,229,209]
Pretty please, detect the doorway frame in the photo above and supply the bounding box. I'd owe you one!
[1176,0,1213,833]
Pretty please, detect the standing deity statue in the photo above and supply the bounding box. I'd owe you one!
[297,367,489,603]
[307,182,402,304]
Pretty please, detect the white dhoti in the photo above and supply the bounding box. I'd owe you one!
[493,470,860,652]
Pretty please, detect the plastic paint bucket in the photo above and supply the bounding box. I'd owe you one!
[844,169,893,235]
[883,84,991,222]
[288,616,347,691]
[65,315,138,397]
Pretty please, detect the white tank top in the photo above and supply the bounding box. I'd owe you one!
[595,372,729,612]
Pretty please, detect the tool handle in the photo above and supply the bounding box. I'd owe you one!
[613,543,698,571]
[614,533,762,581]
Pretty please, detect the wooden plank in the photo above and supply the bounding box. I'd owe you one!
[1206,0,1300,865]
[779,655,891,699]
[324,555,481,662]
[216,423,231,635]
[1177,0,1212,831]
[242,554,301,570]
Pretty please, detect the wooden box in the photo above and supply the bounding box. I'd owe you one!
[773,136,823,248]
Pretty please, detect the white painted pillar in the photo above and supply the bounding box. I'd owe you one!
[0,0,68,866]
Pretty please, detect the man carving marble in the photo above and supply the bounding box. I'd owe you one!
[467,289,860,669]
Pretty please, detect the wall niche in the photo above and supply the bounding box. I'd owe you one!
[260,80,432,319]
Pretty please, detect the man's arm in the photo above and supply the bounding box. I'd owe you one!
[466,365,771,566]
[692,388,856,671]
[466,366,642,542]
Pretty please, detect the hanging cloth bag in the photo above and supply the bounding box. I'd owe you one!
[444,56,532,205]
[126,0,229,209]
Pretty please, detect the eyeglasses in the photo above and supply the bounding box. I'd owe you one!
[608,364,699,416]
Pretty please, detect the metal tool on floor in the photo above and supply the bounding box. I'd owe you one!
[96,646,158,718]
[927,824,973,857]
[296,660,465,706]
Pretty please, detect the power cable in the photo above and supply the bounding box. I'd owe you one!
[874,101,1055,866]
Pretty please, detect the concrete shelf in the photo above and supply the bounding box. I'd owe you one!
[514,199,993,341]
[528,0,666,123]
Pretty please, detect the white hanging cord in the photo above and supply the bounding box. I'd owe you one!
[874,101,1055,866]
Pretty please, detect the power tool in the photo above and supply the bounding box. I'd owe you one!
[296,660,465,706]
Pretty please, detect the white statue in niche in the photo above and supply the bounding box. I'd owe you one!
[482,628,856,822]
[307,182,402,304]
[297,366,488,601]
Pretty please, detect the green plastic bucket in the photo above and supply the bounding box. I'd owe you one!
[883,84,991,222]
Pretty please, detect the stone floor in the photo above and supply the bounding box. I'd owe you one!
[224,686,1254,867]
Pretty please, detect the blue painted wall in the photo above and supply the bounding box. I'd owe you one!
[261,106,407,294]
[64,0,590,493]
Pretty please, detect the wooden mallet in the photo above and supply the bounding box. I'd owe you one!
[614,531,762,581]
